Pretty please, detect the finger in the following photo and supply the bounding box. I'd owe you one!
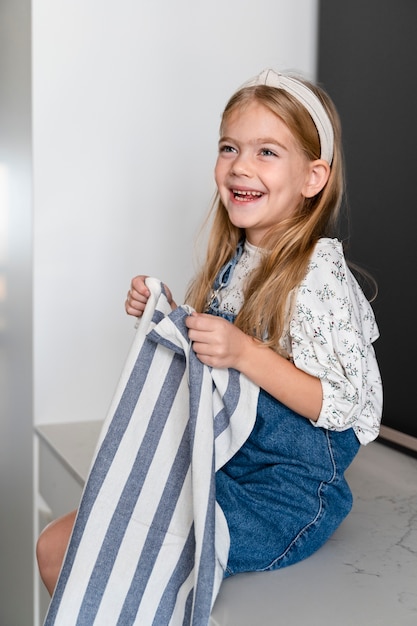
[127,282,150,305]
[125,300,144,317]
[126,298,145,311]
[125,289,147,316]
[190,337,223,357]
[131,286,150,300]
[192,349,224,369]
[131,276,150,298]
[185,312,216,331]
[185,313,199,330]
[186,323,216,343]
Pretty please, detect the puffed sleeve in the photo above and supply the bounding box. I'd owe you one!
[285,239,383,445]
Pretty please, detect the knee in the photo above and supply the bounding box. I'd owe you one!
[36,523,60,596]
[36,510,76,596]
[36,526,48,571]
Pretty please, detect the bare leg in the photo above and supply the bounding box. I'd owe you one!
[36,509,77,596]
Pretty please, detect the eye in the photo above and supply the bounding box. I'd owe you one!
[260,148,278,157]
[219,144,237,154]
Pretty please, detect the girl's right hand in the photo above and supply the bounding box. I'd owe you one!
[125,275,176,317]
[125,275,151,318]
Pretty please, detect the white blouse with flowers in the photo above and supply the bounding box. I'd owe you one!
[217,238,383,445]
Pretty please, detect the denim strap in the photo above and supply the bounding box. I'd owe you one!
[205,239,245,315]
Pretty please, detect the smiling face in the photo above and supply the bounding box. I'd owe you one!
[214,100,316,246]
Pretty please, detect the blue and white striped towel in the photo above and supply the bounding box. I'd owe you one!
[44,278,259,626]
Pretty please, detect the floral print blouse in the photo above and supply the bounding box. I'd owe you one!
[218,238,383,445]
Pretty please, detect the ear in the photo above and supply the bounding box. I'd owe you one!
[302,160,331,198]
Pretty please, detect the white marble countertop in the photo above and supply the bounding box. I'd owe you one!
[211,440,417,625]
[35,421,417,624]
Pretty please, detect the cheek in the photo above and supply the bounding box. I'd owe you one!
[215,155,232,186]
[214,160,222,187]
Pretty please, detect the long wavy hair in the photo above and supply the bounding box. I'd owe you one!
[185,78,344,352]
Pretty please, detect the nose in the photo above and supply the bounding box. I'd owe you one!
[230,152,253,177]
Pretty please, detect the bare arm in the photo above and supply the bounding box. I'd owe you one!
[125,283,321,420]
[185,312,322,421]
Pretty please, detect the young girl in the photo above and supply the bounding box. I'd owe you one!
[37,69,382,592]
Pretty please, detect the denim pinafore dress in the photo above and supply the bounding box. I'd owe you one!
[206,242,360,576]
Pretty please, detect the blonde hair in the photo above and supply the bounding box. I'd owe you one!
[185,79,344,352]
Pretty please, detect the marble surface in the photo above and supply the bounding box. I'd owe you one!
[211,441,417,625]
[36,422,417,625]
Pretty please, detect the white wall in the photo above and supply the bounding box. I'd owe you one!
[1,1,318,621]
[33,0,319,428]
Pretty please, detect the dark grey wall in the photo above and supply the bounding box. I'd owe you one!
[318,1,417,441]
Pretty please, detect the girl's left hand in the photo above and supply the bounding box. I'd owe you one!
[185,312,250,370]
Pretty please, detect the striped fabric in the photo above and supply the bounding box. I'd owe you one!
[44,278,259,626]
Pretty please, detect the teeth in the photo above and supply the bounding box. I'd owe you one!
[232,189,263,197]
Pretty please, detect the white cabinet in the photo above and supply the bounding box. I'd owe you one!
[34,421,103,626]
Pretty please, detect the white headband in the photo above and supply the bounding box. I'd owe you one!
[242,69,334,165]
